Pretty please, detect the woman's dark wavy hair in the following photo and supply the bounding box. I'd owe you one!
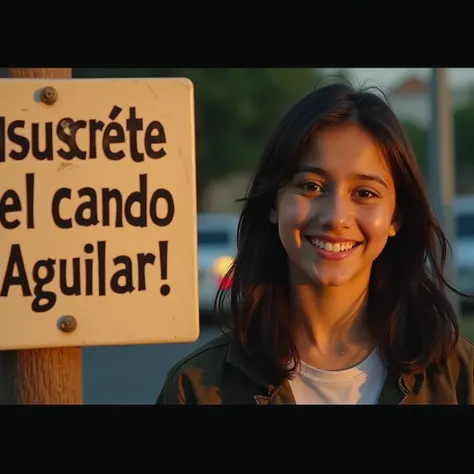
[215,80,469,385]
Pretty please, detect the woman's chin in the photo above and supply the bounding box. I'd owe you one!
[307,268,357,288]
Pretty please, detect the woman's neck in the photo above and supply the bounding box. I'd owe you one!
[290,275,374,367]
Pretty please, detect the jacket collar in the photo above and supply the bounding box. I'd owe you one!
[225,338,292,404]
[226,332,425,405]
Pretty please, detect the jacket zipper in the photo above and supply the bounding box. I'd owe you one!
[397,376,409,405]
[254,387,279,405]
[254,396,268,405]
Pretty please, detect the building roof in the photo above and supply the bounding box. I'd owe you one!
[392,77,428,94]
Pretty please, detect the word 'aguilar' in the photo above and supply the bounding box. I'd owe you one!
[0,241,171,313]
[0,106,166,162]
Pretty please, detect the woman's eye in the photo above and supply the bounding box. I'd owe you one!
[300,182,322,193]
[354,189,376,199]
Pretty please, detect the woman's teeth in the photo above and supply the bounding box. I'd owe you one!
[308,238,358,253]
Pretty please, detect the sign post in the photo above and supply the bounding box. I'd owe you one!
[0,69,199,404]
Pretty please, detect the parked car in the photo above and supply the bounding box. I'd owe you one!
[454,195,474,308]
[197,213,239,321]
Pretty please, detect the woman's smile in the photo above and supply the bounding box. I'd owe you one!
[304,235,363,261]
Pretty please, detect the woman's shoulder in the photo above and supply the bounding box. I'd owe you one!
[155,330,271,404]
[155,331,234,404]
[448,333,474,368]
[166,331,232,382]
[418,333,474,404]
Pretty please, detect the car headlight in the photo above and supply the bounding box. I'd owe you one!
[213,256,234,278]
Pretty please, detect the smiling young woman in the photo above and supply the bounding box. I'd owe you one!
[156,81,474,405]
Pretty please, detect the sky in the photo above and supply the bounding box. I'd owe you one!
[324,68,474,90]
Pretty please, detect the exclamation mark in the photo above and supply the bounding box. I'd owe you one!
[159,241,170,296]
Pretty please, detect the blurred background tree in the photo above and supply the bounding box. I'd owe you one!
[454,103,474,170]
[402,119,429,175]
[402,103,474,193]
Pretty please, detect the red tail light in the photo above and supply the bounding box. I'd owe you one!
[217,275,233,289]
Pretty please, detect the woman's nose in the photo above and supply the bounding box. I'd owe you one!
[317,194,353,230]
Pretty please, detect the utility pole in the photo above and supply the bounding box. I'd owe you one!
[428,68,460,317]
[0,68,83,404]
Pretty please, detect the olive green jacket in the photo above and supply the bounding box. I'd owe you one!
[156,331,474,405]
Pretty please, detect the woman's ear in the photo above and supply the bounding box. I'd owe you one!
[389,212,402,237]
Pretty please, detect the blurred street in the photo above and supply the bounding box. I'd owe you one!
[82,323,221,404]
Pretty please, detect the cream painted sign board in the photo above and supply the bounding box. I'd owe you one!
[0,78,199,350]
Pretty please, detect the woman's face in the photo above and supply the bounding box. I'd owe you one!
[271,123,398,289]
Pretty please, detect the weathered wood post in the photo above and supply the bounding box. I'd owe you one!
[0,68,83,404]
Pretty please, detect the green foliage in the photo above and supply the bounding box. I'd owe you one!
[400,100,474,179]
[182,69,319,182]
[454,102,474,168]
[401,119,428,175]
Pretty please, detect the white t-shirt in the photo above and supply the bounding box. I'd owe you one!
[288,348,387,405]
